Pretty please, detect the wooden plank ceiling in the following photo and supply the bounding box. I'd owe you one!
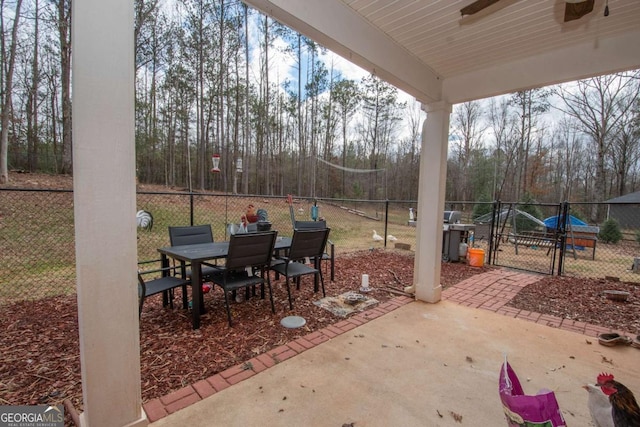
[342,0,638,77]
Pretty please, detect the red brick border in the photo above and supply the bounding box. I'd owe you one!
[442,269,633,339]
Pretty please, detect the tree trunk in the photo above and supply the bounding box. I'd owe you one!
[242,4,249,195]
[27,0,40,172]
[58,0,72,175]
[0,0,24,183]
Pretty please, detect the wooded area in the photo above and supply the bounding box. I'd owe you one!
[1,0,639,217]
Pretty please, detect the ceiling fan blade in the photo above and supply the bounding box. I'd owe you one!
[564,0,594,22]
[460,0,501,16]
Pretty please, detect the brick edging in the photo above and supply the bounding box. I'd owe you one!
[143,295,414,422]
[442,269,628,340]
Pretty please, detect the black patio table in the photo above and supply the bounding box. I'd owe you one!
[158,236,291,329]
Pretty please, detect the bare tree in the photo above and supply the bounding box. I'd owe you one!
[451,100,485,203]
[135,0,160,72]
[548,118,584,201]
[4,0,638,207]
[26,0,41,172]
[487,97,518,200]
[508,88,550,200]
[332,78,360,197]
[403,100,423,200]
[358,74,403,199]
[554,71,640,221]
[55,0,72,175]
[241,3,249,195]
[306,45,328,197]
[608,81,640,196]
[1,0,24,183]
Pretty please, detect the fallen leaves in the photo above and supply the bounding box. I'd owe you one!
[450,411,463,423]
[601,355,614,365]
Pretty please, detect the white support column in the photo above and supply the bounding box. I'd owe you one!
[410,101,452,303]
[73,1,147,426]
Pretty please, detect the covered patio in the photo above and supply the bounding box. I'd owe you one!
[149,269,640,425]
[71,1,640,425]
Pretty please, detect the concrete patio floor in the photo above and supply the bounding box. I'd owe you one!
[147,269,640,426]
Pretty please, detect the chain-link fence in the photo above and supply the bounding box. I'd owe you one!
[2,188,639,304]
[1,189,76,302]
[463,200,640,282]
[0,189,419,303]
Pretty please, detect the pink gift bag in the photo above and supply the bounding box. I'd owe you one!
[499,359,567,427]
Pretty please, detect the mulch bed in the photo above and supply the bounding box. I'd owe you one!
[506,275,640,334]
[1,249,488,416]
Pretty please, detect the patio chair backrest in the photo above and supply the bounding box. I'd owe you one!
[294,220,327,231]
[288,228,330,261]
[168,224,214,246]
[225,231,277,270]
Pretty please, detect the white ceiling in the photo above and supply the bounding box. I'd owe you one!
[243,0,640,104]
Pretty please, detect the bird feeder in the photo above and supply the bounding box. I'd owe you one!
[211,154,221,173]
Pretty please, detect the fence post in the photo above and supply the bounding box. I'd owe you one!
[384,200,389,248]
[487,200,499,264]
[190,192,194,226]
[556,201,569,276]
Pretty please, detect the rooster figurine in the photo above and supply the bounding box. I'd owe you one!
[244,204,268,223]
[245,204,259,223]
[257,208,268,222]
[136,210,153,231]
[596,372,640,427]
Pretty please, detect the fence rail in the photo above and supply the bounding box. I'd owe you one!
[2,188,639,303]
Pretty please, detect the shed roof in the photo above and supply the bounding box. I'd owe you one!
[605,191,640,203]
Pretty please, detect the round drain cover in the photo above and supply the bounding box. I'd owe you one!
[280,315,306,329]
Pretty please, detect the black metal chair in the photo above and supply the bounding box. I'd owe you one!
[137,264,190,318]
[168,224,214,245]
[168,224,221,280]
[293,220,335,281]
[209,231,278,326]
[271,228,331,310]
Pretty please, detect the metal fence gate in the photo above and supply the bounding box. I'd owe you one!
[484,201,615,278]
[482,201,563,275]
